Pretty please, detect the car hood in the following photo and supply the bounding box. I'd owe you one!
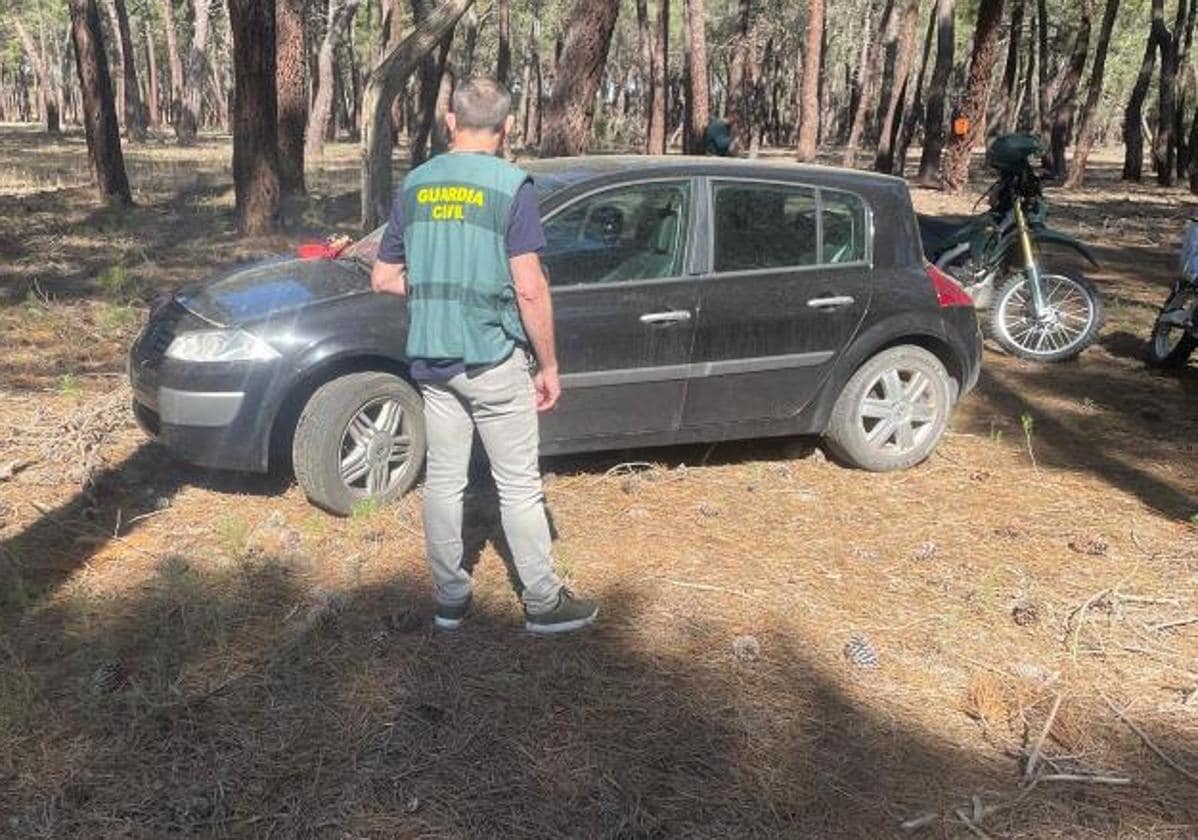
[175,256,369,327]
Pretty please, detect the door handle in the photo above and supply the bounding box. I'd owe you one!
[639,310,693,325]
[806,295,855,309]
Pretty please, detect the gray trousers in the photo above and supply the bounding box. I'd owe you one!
[419,349,562,614]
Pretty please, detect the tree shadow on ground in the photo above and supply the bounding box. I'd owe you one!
[966,366,1198,521]
[0,442,291,622]
[2,526,1195,838]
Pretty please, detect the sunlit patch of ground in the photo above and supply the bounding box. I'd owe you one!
[1,131,1195,837]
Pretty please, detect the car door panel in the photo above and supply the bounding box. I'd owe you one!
[682,179,873,427]
[533,179,701,446]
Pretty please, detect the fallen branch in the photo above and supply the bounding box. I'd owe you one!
[1024,693,1064,783]
[1101,693,1198,784]
[898,812,938,831]
[649,577,754,599]
[0,459,32,482]
[954,808,994,839]
[1148,616,1198,633]
[1040,773,1131,785]
[1068,588,1110,660]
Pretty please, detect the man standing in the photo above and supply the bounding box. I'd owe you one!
[371,77,597,635]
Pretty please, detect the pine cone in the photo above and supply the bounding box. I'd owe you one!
[844,633,879,669]
[90,660,127,695]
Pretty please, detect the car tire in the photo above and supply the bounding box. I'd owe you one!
[824,345,954,472]
[292,371,426,516]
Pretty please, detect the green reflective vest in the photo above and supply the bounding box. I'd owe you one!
[400,152,530,366]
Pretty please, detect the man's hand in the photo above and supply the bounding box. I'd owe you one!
[371,260,407,296]
[533,366,561,413]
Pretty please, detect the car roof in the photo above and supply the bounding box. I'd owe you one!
[524,155,908,199]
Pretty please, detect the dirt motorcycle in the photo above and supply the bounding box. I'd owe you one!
[1147,215,1198,368]
[919,133,1104,363]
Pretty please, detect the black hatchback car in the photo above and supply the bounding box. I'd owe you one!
[129,157,981,514]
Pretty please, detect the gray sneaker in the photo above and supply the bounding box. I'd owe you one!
[434,594,472,630]
[524,588,598,635]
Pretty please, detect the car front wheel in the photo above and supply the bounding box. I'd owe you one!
[292,372,426,515]
[824,345,954,472]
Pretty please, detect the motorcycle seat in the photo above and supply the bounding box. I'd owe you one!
[917,213,975,257]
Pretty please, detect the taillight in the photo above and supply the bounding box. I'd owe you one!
[926,263,973,308]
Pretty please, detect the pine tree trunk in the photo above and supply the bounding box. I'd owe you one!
[728,0,751,148]
[177,0,211,143]
[796,0,823,161]
[684,0,710,154]
[843,0,893,167]
[227,0,280,235]
[143,16,161,128]
[497,0,511,85]
[307,0,360,159]
[1189,101,1198,192]
[1018,9,1036,130]
[69,0,132,205]
[276,0,307,193]
[1047,0,1091,179]
[163,0,184,125]
[1123,0,1166,181]
[1174,1,1196,178]
[409,0,453,166]
[1063,0,1119,187]
[360,0,474,228]
[999,0,1023,133]
[1035,0,1050,136]
[874,0,919,172]
[941,0,1005,192]
[895,0,935,174]
[110,0,148,140]
[103,0,126,131]
[1154,0,1190,185]
[539,0,620,156]
[13,20,60,134]
[652,0,668,152]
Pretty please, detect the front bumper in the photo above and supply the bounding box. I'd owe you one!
[128,305,284,472]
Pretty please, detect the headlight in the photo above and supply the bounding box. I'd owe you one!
[165,330,280,362]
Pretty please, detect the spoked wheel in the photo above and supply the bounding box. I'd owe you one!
[990,270,1104,362]
[825,345,954,472]
[292,372,426,515]
[1148,283,1198,368]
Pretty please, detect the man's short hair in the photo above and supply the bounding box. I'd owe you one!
[451,77,512,132]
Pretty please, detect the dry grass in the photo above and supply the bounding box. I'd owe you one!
[1,129,1197,838]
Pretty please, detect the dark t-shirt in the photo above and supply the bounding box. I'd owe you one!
[377,175,545,382]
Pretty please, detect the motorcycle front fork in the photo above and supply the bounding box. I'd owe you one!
[1014,201,1049,318]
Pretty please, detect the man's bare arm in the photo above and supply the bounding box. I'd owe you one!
[371,260,407,296]
[510,252,560,411]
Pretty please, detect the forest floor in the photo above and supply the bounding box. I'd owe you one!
[1,124,1197,838]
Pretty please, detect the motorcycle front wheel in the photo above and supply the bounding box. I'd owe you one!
[1148,283,1198,368]
[989,270,1104,362]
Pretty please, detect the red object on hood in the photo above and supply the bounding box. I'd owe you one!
[296,235,352,260]
[296,242,339,260]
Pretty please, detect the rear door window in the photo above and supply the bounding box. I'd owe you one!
[712,182,818,272]
[711,181,870,272]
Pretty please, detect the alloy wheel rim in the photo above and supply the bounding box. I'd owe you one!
[998,274,1095,357]
[339,397,412,496]
[856,366,940,456]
